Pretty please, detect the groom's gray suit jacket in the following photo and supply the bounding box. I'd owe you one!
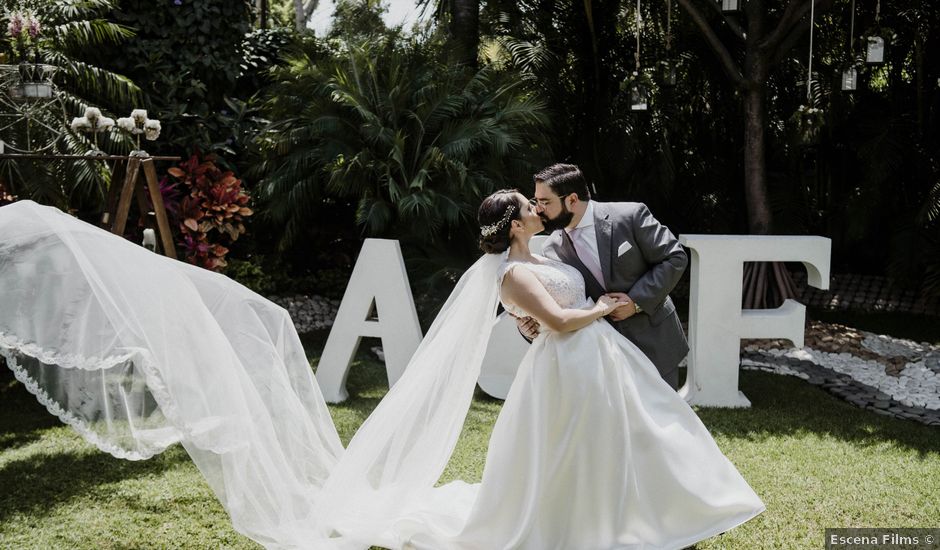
[542,201,689,389]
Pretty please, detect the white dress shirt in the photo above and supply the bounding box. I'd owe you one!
[565,201,606,290]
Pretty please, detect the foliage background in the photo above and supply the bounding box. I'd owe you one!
[0,0,936,298]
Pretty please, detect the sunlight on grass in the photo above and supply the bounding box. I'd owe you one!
[1,330,937,549]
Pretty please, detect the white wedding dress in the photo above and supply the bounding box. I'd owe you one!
[0,201,763,550]
[390,257,765,549]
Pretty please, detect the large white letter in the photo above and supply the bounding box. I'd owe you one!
[317,239,423,403]
[678,235,831,407]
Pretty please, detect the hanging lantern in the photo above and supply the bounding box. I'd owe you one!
[719,0,741,12]
[629,1,648,111]
[866,35,885,63]
[841,0,858,92]
[661,0,676,87]
[841,66,858,91]
[660,60,677,87]
[866,0,885,64]
[630,82,650,111]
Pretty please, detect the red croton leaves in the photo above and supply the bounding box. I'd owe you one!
[0,180,16,206]
[166,153,252,271]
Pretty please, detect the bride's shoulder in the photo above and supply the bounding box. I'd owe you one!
[533,253,564,267]
[499,256,562,284]
[499,258,529,277]
[498,259,541,284]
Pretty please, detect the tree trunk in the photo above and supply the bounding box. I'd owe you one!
[914,32,924,137]
[258,0,268,29]
[449,0,479,68]
[743,2,772,235]
[294,0,318,31]
[740,0,793,310]
[742,84,772,235]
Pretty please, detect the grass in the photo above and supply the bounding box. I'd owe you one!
[1,328,938,549]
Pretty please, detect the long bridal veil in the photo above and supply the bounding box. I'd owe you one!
[0,201,504,549]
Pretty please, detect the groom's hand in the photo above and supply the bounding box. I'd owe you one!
[514,315,541,340]
[605,292,637,322]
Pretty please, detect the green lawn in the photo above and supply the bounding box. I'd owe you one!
[1,331,938,549]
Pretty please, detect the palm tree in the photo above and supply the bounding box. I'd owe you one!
[419,0,480,68]
[0,0,140,211]
[255,34,550,254]
[450,0,480,67]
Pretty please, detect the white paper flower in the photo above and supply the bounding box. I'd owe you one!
[97,117,115,132]
[70,117,91,132]
[84,107,101,123]
[144,119,161,141]
[131,109,148,124]
[116,117,135,132]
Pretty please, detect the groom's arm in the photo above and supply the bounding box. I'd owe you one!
[625,204,687,313]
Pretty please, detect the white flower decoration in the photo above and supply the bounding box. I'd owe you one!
[97,117,115,132]
[116,117,135,133]
[143,119,161,141]
[70,117,91,132]
[84,107,101,123]
[131,109,148,124]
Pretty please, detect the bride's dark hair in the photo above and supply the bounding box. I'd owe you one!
[478,189,522,254]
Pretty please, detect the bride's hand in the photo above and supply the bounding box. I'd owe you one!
[604,292,637,321]
[595,295,621,316]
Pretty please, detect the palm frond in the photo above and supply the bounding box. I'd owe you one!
[254,34,551,250]
[50,19,134,51]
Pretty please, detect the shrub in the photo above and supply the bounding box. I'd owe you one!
[255,32,551,253]
[165,153,253,271]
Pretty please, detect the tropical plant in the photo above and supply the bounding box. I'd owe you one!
[0,0,140,105]
[419,0,480,67]
[239,26,296,91]
[0,0,140,211]
[105,0,254,154]
[0,179,15,205]
[254,0,318,31]
[165,152,253,271]
[254,30,550,255]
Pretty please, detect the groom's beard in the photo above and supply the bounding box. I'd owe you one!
[540,206,574,232]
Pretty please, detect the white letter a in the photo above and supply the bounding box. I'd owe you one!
[316,239,423,403]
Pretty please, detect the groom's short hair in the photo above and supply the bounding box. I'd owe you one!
[533,164,592,202]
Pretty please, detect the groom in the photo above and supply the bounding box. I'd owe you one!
[518,163,689,390]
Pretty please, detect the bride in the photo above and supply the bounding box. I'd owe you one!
[0,194,763,549]
[393,189,764,549]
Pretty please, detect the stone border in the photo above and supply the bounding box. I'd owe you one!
[741,349,940,427]
[267,294,339,334]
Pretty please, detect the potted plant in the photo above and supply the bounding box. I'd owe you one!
[5,9,55,100]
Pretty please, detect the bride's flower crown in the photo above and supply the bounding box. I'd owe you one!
[480,205,517,237]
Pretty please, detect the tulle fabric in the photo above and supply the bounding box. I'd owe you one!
[0,201,504,549]
[0,201,763,550]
